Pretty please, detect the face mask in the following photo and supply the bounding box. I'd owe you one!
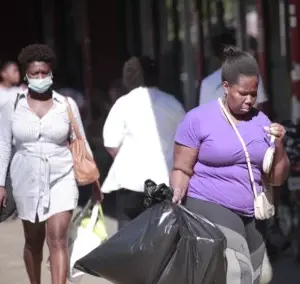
[26,74,53,94]
[262,135,276,174]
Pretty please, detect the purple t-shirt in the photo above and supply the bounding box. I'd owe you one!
[175,100,272,216]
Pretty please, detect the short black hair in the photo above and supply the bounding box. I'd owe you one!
[221,45,259,85]
[122,56,158,91]
[0,60,18,81]
[0,60,17,73]
[211,32,236,59]
[18,44,56,72]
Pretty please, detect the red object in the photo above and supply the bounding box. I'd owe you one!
[195,0,205,89]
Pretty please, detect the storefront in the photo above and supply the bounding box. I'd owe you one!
[200,0,291,121]
[123,0,292,120]
[38,0,295,122]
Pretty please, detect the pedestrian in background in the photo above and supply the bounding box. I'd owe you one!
[0,60,21,112]
[102,56,185,229]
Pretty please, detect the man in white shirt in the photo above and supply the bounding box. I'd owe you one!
[199,33,269,111]
[102,56,185,229]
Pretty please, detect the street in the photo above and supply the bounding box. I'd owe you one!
[0,216,117,284]
[0,212,300,284]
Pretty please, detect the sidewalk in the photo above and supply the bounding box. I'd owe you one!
[0,216,117,284]
[1,214,300,284]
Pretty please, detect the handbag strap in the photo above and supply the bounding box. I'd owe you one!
[65,98,83,140]
[218,98,258,199]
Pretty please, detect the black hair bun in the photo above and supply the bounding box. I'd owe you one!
[223,45,241,58]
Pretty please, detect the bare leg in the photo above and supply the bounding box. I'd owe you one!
[46,211,73,284]
[22,220,46,284]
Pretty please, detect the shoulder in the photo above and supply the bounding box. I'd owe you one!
[189,99,218,119]
[157,90,185,113]
[251,108,271,126]
[201,69,222,87]
[179,100,218,132]
[56,91,80,114]
[110,94,129,113]
[5,90,21,108]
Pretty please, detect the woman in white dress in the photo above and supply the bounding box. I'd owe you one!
[0,44,101,284]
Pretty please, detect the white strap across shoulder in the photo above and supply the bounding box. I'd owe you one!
[218,98,258,199]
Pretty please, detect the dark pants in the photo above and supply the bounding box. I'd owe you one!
[116,189,145,230]
[185,197,265,284]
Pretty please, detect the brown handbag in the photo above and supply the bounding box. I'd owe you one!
[65,98,100,187]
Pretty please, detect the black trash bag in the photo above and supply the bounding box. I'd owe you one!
[75,180,226,284]
[143,179,174,208]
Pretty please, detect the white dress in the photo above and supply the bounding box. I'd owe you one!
[0,90,92,223]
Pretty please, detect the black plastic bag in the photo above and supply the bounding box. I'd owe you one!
[75,180,226,284]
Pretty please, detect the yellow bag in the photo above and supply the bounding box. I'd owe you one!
[68,200,108,281]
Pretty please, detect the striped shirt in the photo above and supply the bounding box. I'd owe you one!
[0,90,91,222]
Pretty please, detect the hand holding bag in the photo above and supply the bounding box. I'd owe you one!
[218,98,275,220]
[66,98,100,186]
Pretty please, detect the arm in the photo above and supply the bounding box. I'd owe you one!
[270,140,290,186]
[169,108,202,203]
[170,143,198,204]
[0,101,13,187]
[103,98,125,159]
[68,97,93,157]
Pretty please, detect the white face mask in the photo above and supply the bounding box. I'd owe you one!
[26,74,53,94]
[262,135,276,174]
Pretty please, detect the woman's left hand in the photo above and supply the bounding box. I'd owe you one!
[92,182,104,203]
[264,123,286,144]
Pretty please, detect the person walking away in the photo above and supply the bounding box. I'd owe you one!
[0,44,101,284]
[171,46,289,283]
[199,33,269,114]
[102,56,185,230]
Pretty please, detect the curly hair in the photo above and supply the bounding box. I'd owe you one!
[18,44,56,71]
[122,56,158,92]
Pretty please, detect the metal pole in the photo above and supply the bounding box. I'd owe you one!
[256,0,267,88]
[288,0,300,123]
[79,0,93,122]
[195,0,205,86]
[235,0,246,49]
[181,0,197,110]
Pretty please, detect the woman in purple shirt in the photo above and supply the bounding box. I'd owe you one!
[171,46,289,284]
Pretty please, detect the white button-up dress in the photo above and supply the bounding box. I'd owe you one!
[0,90,92,223]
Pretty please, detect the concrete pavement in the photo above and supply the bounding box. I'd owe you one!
[0,216,117,284]
[1,213,300,284]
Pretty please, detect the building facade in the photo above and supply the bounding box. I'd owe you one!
[1,0,298,122]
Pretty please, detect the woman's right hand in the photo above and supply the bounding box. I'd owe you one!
[0,186,7,208]
[170,144,198,205]
[172,188,186,205]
